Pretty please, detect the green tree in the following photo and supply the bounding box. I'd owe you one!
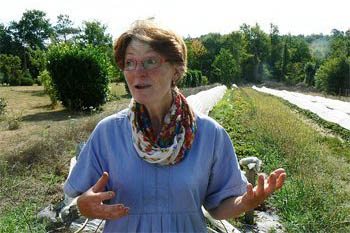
[187,39,207,71]
[212,48,240,86]
[200,33,223,80]
[6,9,53,81]
[315,56,349,95]
[240,24,270,82]
[78,20,112,49]
[281,36,290,81]
[11,9,53,50]
[304,62,316,86]
[285,36,312,84]
[0,54,23,85]
[314,30,350,94]
[329,29,350,58]
[269,24,283,80]
[28,48,47,83]
[221,31,246,83]
[221,31,245,63]
[0,23,25,60]
[54,14,80,43]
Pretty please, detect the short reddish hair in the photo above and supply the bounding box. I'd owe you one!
[114,20,187,77]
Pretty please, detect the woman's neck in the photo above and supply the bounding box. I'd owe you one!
[145,91,173,136]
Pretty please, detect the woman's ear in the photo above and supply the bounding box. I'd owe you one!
[174,66,184,82]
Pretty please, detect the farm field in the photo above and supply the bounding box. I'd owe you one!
[210,88,350,232]
[0,85,350,232]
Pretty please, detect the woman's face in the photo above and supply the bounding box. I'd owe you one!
[123,39,176,109]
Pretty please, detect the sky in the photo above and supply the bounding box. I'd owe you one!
[0,0,349,38]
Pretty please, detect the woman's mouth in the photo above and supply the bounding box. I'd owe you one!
[135,84,151,89]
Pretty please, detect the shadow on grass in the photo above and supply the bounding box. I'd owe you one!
[21,110,88,122]
[31,91,46,97]
[12,89,46,96]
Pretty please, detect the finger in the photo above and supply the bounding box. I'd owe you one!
[92,172,109,193]
[98,191,115,202]
[98,204,130,220]
[275,172,287,189]
[266,172,276,194]
[245,183,254,200]
[273,168,286,177]
[256,174,265,196]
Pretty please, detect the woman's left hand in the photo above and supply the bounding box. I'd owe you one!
[208,168,286,220]
[241,168,286,210]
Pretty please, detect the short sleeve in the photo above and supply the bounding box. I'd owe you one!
[63,127,104,198]
[203,126,247,210]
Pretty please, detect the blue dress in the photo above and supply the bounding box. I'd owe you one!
[64,109,247,232]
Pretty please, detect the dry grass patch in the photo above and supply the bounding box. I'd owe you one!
[0,83,129,232]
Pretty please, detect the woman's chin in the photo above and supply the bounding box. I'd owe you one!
[132,93,153,105]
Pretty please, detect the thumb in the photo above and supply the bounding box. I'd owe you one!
[92,172,109,193]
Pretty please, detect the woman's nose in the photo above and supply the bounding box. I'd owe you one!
[134,63,147,73]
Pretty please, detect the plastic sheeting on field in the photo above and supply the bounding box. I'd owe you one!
[187,85,227,115]
[252,86,350,130]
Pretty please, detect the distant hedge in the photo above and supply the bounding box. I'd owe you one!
[47,44,110,111]
[178,69,207,88]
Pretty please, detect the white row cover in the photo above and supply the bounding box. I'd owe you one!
[187,85,227,115]
[252,86,350,130]
[186,85,240,232]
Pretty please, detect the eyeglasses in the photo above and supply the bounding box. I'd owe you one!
[124,56,166,71]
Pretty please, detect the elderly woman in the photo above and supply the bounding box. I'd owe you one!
[64,20,286,232]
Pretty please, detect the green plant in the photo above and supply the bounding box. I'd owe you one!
[46,43,110,111]
[0,54,24,85]
[20,70,34,86]
[315,56,349,95]
[210,88,350,232]
[38,70,58,107]
[0,201,46,233]
[0,97,6,115]
[178,69,204,88]
[6,111,22,130]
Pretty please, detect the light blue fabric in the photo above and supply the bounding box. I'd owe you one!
[64,109,247,233]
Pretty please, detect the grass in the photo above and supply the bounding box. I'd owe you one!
[1,84,349,232]
[210,87,350,232]
[0,202,47,233]
[0,82,215,232]
[0,82,130,232]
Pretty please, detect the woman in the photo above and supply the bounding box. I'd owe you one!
[64,20,286,232]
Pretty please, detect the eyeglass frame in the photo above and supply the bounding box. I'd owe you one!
[123,56,168,71]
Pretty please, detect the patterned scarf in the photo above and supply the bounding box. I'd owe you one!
[128,89,197,166]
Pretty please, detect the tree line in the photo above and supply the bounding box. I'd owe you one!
[0,10,349,105]
[0,10,114,85]
[186,25,350,95]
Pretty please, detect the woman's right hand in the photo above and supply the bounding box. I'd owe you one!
[77,172,129,220]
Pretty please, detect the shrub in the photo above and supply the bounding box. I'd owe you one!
[178,69,204,88]
[46,44,110,111]
[38,70,58,106]
[211,48,240,86]
[0,54,24,85]
[6,112,22,130]
[315,56,349,95]
[19,70,34,86]
[0,97,7,115]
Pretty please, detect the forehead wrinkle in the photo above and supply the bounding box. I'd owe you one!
[125,40,158,57]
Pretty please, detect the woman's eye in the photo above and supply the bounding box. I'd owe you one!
[125,60,135,68]
[144,58,157,65]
